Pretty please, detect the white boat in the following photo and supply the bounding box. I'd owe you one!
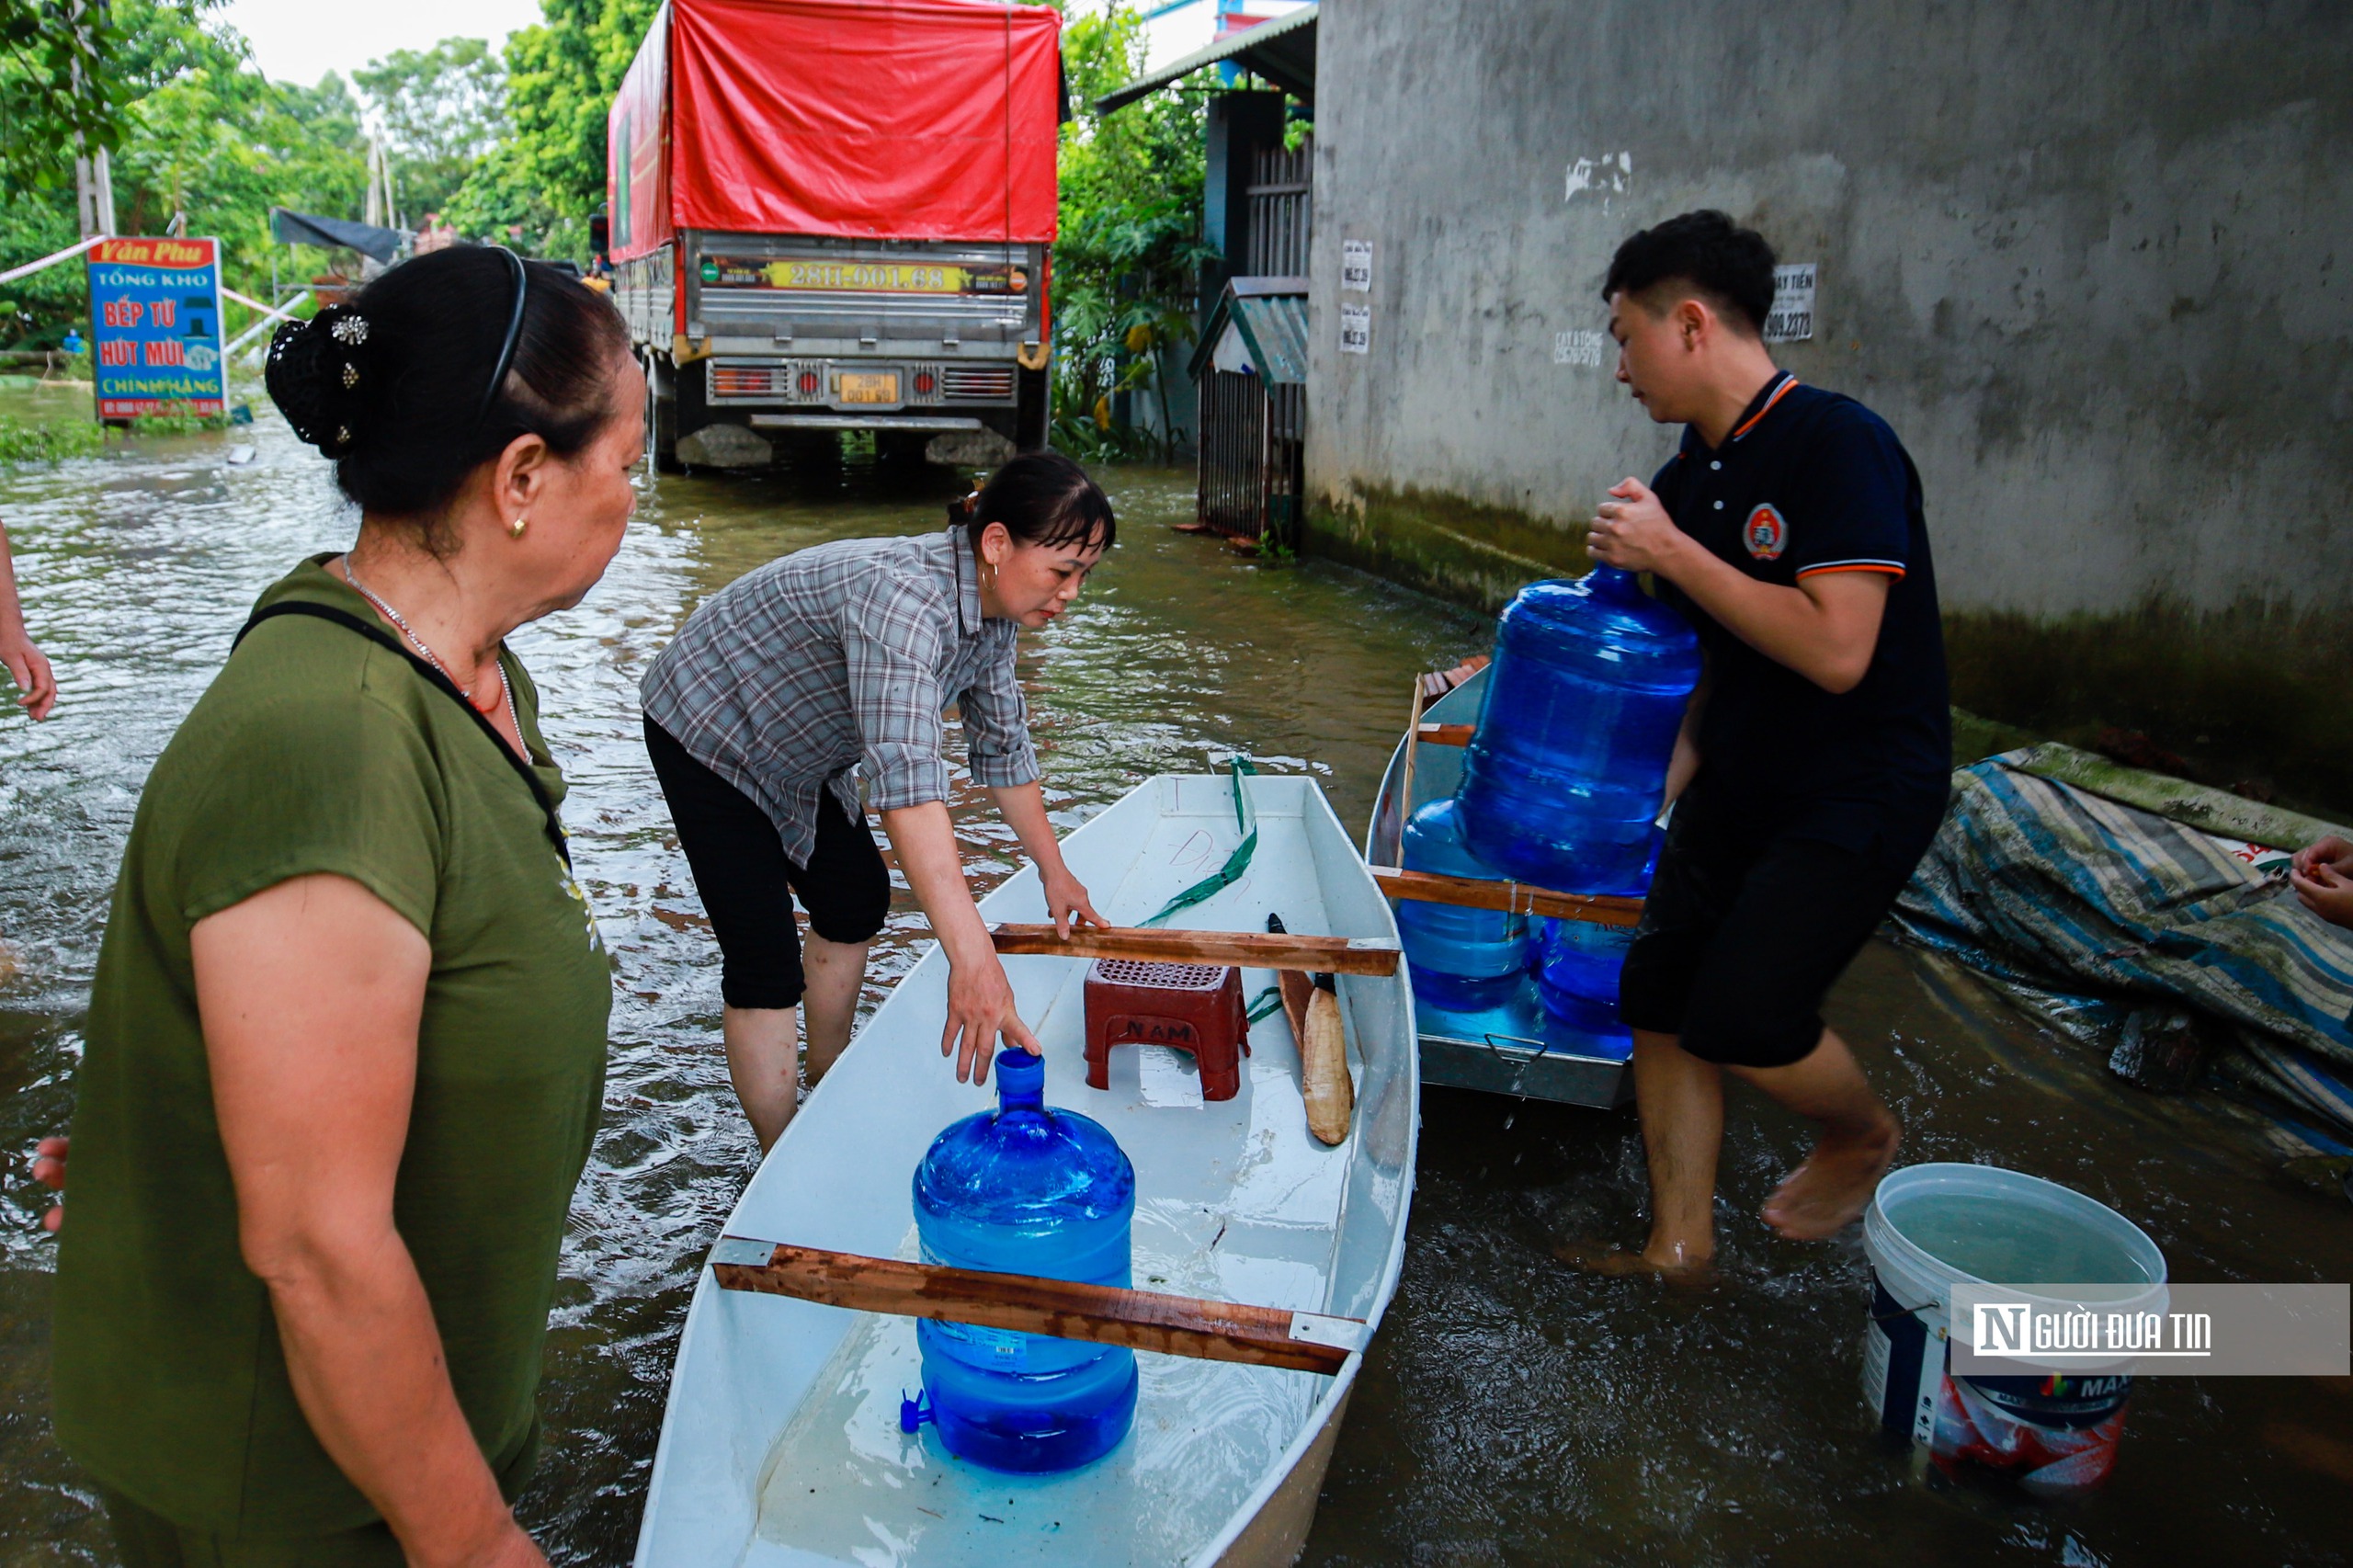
[1366,664,1633,1108]
[633,772,1419,1567]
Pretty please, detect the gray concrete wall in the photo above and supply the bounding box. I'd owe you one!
[1303,0,2353,811]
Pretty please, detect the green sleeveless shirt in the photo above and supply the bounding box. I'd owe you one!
[52,558,613,1534]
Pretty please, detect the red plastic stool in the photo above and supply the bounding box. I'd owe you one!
[1084,960,1250,1101]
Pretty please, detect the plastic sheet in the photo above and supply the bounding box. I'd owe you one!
[614,0,1060,256]
[1893,755,2353,1138]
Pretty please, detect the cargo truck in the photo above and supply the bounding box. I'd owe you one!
[608,0,1062,471]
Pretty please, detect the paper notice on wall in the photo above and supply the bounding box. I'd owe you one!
[1340,302,1371,355]
[1554,328,1607,368]
[1765,263,1817,342]
[1341,239,1373,292]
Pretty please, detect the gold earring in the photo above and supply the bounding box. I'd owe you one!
[509,514,529,540]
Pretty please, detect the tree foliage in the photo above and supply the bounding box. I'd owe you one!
[1051,5,1211,458]
[0,0,365,348]
[0,0,145,186]
[352,38,506,220]
[443,0,658,255]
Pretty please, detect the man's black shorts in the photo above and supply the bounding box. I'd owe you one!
[644,718,891,1010]
[1617,798,1925,1069]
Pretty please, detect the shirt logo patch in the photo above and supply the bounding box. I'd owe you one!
[1744,504,1788,561]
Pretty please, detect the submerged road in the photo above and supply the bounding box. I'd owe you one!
[0,395,2345,1564]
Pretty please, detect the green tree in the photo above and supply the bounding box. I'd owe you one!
[353,38,507,220]
[1051,5,1211,458]
[0,0,365,347]
[0,0,139,187]
[444,0,657,256]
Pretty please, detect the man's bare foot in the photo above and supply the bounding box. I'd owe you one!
[1761,1117,1901,1240]
[1550,1235,1719,1287]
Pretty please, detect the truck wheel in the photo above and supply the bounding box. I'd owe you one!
[1016,366,1049,451]
[643,356,682,474]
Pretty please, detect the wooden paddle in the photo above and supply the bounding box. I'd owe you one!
[989,923,1401,976]
[709,1239,1366,1375]
[1268,915,1351,1144]
[1365,864,1643,927]
[1300,978,1353,1145]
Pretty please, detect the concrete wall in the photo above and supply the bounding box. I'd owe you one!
[1304,0,2353,812]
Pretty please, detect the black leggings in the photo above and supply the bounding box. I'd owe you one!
[643,718,892,1009]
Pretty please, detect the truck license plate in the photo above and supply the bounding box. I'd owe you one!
[838,372,899,404]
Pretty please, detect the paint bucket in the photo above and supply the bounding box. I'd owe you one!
[1860,1163,2167,1496]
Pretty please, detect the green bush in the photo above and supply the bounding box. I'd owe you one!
[0,416,107,463]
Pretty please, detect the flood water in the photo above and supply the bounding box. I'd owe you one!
[0,393,2346,1565]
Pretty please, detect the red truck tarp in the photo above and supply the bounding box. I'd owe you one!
[611,0,1060,261]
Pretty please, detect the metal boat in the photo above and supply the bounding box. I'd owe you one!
[1364,665,1634,1108]
[633,772,1417,1566]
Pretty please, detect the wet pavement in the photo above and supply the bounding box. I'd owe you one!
[0,393,2346,1564]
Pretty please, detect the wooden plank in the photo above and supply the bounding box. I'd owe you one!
[710,1240,1362,1376]
[1366,864,1643,927]
[1414,722,1475,747]
[989,923,1402,976]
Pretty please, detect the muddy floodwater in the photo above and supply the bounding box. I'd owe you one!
[0,392,2347,1565]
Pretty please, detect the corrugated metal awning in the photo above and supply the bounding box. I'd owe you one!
[1189,277,1310,386]
[1096,4,1317,115]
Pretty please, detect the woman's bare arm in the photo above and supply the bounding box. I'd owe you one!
[194,873,543,1568]
[0,518,56,720]
[881,801,1041,1083]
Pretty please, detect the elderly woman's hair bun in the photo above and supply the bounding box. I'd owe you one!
[260,247,630,545]
[264,305,374,458]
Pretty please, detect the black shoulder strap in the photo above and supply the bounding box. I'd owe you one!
[233,599,572,869]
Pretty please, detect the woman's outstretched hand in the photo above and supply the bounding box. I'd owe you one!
[942,949,1040,1085]
[30,1135,64,1233]
[1041,869,1104,940]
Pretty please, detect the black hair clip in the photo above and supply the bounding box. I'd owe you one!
[476,245,529,426]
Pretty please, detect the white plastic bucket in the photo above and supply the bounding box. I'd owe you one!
[1861,1163,2167,1495]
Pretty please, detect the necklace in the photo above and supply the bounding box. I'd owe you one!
[339,556,519,739]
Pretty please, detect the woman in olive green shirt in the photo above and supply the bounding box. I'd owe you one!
[52,247,639,1566]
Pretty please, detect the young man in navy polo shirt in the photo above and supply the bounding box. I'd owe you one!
[1582,210,1949,1274]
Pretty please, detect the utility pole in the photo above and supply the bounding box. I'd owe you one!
[70,0,116,238]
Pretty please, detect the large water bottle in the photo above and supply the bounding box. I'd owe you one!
[1456,568,1700,891]
[1529,828,1660,1059]
[1395,798,1529,1014]
[905,1049,1138,1472]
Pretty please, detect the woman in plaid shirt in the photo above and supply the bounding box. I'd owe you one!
[641,453,1114,1148]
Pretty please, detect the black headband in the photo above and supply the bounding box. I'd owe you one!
[476,245,529,426]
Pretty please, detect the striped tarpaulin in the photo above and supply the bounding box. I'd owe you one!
[1892,756,2353,1141]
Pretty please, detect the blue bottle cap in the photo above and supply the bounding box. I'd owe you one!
[995,1048,1044,1108]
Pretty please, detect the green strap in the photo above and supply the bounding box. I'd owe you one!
[1140,757,1259,927]
[1245,984,1284,1025]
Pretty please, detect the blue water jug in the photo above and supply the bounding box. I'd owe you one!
[1530,828,1658,1060]
[904,1049,1138,1472]
[1395,798,1529,1013]
[1529,827,1660,1012]
[1456,568,1699,892]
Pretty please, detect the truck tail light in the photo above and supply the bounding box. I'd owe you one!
[914,369,937,396]
[797,370,821,395]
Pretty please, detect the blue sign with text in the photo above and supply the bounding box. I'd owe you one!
[87,237,227,417]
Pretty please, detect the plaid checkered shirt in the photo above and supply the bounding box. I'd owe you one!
[639,527,1038,864]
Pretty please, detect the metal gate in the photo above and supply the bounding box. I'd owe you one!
[1245,136,1313,278]
[1197,369,1303,544]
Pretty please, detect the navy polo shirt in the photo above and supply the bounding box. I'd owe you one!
[1648,370,1950,867]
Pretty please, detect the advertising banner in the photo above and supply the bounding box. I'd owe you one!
[87,237,227,418]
